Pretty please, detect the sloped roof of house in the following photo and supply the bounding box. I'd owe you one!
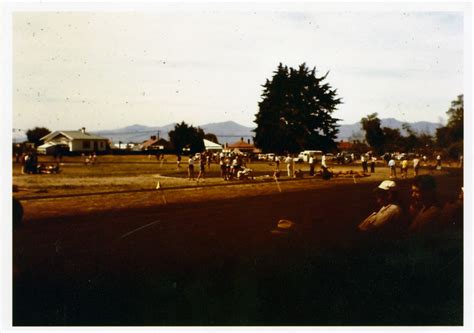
[227,139,255,149]
[337,141,354,150]
[41,130,108,142]
[141,137,171,149]
[203,139,222,150]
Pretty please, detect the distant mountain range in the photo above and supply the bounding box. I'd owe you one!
[93,121,256,145]
[13,119,442,144]
[336,118,442,141]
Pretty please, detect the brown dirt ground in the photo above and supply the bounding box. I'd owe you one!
[11,156,464,326]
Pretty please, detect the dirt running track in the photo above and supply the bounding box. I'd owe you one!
[13,170,463,326]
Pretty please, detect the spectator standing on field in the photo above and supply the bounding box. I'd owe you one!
[388,158,396,178]
[285,154,293,178]
[422,155,428,166]
[309,156,315,176]
[188,156,195,180]
[370,157,376,173]
[321,154,327,168]
[413,156,420,176]
[401,158,408,178]
[361,154,368,173]
[436,154,442,169]
[275,155,280,170]
[197,156,206,181]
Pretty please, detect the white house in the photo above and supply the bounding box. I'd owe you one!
[39,127,109,153]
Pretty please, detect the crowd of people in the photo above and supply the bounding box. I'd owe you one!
[19,151,61,174]
[358,175,463,237]
[184,151,253,181]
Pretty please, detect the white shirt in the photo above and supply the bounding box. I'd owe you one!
[388,159,396,167]
[358,204,402,231]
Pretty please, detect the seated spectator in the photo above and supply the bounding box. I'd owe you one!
[408,175,442,233]
[358,180,402,233]
[440,187,463,230]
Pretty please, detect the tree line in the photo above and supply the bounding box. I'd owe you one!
[361,94,463,158]
[21,63,463,159]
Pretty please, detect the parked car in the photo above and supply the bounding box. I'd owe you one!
[266,153,276,161]
[294,150,323,163]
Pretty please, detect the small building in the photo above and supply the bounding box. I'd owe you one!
[337,140,354,151]
[203,139,223,152]
[140,136,173,151]
[39,127,109,154]
[227,137,256,154]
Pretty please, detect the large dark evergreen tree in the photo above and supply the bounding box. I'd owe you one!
[253,63,342,153]
[168,121,205,155]
[26,127,51,147]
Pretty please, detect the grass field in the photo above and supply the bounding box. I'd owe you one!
[11,155,464,326]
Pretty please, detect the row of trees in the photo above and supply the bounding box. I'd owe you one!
[361,94,463,158]
[23,122,218,155]
[21,63,463,159]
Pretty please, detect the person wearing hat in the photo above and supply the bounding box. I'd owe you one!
[358,180,402,232]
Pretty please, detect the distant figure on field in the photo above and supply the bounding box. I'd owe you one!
[358,180,402,234]
[413,156,420,176]
[285,154,293,178]
[197,156,206,180]
[177,155,181,169]
[388,158,397,178]
[422,155,428,166]
[401,158,408,178]
[321,154,327,168]
[459,155,463,168]
[275,155,280,170]
[408,175,442,234]
[188,156,195,180]
[361,154,368,173]
[370,157,376,173]
[436,154,442,169]
[309,156,315,176]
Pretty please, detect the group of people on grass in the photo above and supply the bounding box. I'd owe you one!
[185,151,252,181]
[358,175,463,237]
[19,151,61,174]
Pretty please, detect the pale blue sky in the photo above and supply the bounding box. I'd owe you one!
[11,4,466,133]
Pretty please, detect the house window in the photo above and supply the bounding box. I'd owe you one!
[83,141,91,149]
[99,142,103,148]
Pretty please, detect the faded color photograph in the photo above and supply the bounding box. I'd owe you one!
[9,2,467,327]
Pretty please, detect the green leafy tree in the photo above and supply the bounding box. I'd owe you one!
[26,127,50,147]
[168,121,205,155]
[436,94,463,147]
[361,113,385,155]
[382,127,402,152]
[254,63,342,154]
[204,133,219,144]
[399,123,420,152]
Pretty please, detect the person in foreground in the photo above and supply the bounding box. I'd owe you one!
[358,180,402,234]
[408,175,442,233]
